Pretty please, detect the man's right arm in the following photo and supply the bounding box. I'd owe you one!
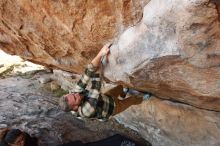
[73,43,110,93]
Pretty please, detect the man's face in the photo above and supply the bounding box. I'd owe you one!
[65,93,84,111]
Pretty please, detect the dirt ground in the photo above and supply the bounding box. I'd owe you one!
[0,50,150,146]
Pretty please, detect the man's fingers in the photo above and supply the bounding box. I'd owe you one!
[106,48,110,55]
[107,43,113,48]
[105,43,112,48]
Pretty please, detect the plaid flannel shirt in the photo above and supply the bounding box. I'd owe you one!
[72,64,115,119]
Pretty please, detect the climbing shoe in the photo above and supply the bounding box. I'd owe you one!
[120,88,152,100]
[118,88,129,100]
[142,92,152,100]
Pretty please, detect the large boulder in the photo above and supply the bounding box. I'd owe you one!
[104,0,220,111]
[115,97,220,146]
[0,0,220,145]
[0,0,149,72]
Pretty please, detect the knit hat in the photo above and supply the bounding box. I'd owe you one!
[59,95,72,112]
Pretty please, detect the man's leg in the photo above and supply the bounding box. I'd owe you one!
[104,85,143,116]
[112,94,143,115]
[104,85,126,99]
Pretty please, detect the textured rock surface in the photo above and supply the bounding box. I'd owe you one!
[1,0,220,146]
[1,0,219,111]
[0,0,149,72]
[115,97,220,146]
[0,74,149,146]
[104,0,220,111]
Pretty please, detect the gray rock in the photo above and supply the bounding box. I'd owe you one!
[38,75,52,84]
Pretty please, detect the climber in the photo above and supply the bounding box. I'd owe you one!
[59,43,151,121]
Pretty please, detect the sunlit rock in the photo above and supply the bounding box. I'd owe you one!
[0,0,220,145]
[105,0,220,111]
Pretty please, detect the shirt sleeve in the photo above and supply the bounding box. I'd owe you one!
[72,63,97,93]
[79,73,101,118]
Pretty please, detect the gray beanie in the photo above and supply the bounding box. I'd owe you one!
[59,95,72,112]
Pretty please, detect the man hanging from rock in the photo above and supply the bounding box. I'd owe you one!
[59,43,151,121]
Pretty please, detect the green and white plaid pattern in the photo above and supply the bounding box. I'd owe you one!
[73,64,115,119]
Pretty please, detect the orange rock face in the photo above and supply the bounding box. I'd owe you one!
[0,0,149,72]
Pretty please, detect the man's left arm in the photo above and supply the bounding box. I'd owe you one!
[78,73,101,117]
